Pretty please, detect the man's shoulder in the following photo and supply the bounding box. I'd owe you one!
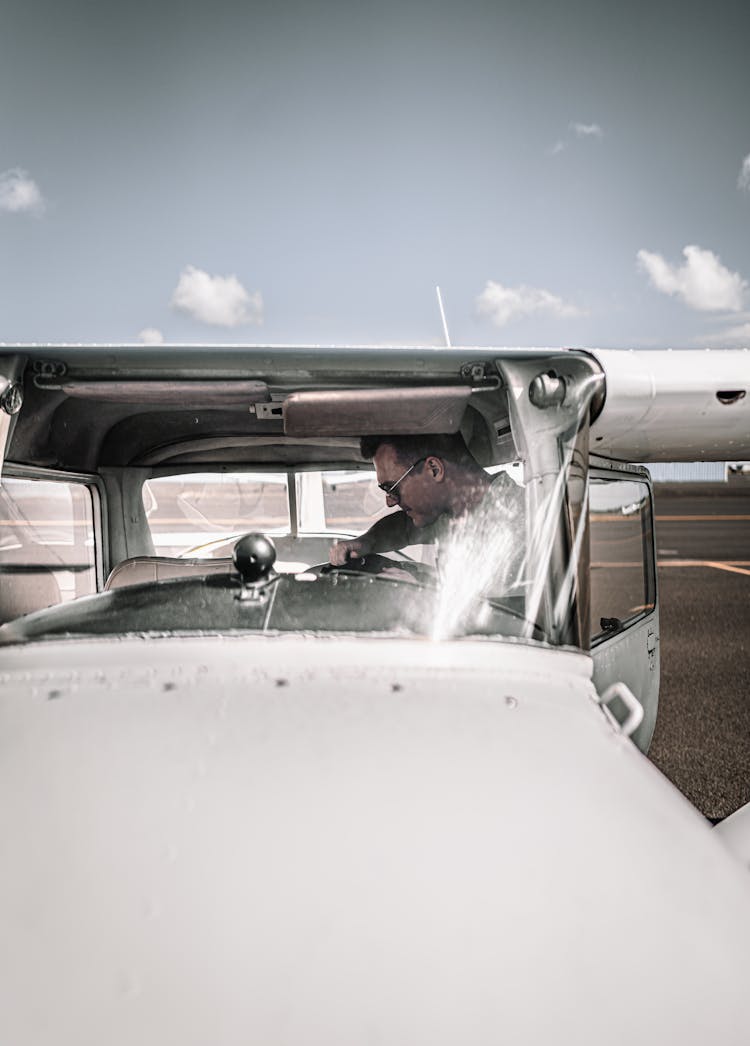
[407,515,441,544]
[488,470,524,501]
[479,470,524,522]
[489,469,520,490]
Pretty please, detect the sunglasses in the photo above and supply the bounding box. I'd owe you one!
[378,457,427,501]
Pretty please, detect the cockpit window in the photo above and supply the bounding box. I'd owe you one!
[316,471,389,533]
[590,477,656,640]
[0,476,97,623]
[143,473,290,557]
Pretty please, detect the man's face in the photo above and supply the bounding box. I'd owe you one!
[373,443,444,528]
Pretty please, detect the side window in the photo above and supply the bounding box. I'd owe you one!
[0,475,98,623]
[589,477,655,643]
[318,471,389,534]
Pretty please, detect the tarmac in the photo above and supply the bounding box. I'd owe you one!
[647,474,750,821]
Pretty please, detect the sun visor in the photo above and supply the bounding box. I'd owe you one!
[283,386,472,437]
[58,380,270,407]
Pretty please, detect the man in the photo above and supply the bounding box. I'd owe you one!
[329,432,523,572]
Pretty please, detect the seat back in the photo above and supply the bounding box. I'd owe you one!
[105,557,234,590]
[105,536,339,591]
[0,569,62,624]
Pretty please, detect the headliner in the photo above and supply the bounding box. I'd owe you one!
[3,344,569,470]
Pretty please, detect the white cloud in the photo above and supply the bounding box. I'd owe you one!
[637,244,747,312]
[170,265,263,327]
[138,327,164,345]
[476,281,587,328]
[0,168,45,214]
[570,122,603,139]
[547,122,603,156]
[738,152,750,192]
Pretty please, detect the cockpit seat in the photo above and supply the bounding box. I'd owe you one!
[0,568,62,624]
[105,557,234,590]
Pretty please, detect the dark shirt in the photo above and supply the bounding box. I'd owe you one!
[394,470,525,591]
[432,471,525,591]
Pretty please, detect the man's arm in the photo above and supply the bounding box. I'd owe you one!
[329,511,418,565]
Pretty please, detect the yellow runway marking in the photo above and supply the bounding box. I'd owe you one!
[657,560,750,576]
[702,562,750,577]
[595,561,750,576]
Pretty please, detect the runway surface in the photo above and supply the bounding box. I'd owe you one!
[646,476,750,821]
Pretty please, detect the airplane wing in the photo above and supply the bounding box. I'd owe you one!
[588,348,749,462]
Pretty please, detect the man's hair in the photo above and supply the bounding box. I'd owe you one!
[360,432,474,466]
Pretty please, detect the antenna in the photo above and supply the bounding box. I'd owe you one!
[435,285,451,347]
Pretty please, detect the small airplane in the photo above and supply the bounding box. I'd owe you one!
[0,343,748,1044]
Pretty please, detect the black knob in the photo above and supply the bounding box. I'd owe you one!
[232,533,276,583]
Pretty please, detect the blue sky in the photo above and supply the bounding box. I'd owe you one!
[1,0,749,349]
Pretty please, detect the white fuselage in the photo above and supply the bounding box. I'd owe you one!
[2,634,750,1045]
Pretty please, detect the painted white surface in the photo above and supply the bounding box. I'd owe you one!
[715,802,750,870]
[590,348,750,461]
[591,611,660,753]
[2,635,750,1044]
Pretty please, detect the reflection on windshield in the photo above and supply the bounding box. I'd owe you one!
[429,474,525,641]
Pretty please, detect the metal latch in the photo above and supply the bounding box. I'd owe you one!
[647,628,658,672]
[32,359,67,389]
[459,361,501,389]
[254,402,284,420]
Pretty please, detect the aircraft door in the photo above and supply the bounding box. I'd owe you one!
[589,466,659,753]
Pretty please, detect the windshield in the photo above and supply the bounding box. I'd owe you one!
[141,466,528,612]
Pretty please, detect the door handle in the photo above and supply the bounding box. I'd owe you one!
[598,681,644,738]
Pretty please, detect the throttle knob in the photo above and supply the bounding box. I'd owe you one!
[232,533,277,583]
